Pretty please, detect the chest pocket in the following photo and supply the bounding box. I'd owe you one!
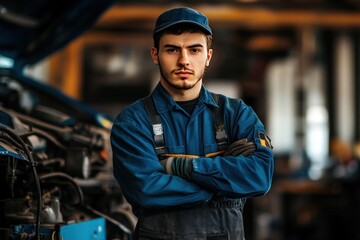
[143,93,228,158]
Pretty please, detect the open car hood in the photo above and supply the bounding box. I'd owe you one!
[0,0,114,69]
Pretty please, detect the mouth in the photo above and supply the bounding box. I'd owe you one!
[174,70,193,78]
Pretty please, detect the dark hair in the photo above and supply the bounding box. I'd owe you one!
[153,23,213,50]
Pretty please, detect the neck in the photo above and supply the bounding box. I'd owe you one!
[160,79,202,101]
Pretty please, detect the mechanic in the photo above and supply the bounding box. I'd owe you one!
[111,7,274,239]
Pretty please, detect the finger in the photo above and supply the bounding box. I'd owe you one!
[225,142,253,156]
[228,144,256,156]
[241,146,256,156]
[224,139,249,156]
[227,138,247,149]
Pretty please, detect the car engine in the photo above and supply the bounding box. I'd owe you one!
[0,75,135,240]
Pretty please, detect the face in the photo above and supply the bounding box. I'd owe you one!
[151,32,213,99]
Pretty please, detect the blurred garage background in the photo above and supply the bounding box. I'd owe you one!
[4,0,360,239]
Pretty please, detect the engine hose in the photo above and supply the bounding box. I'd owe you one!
[19,127,66,149]
[0,131,24,150]
[39,172,84,205]
[0,123,42,240]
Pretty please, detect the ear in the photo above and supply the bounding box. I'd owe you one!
[206,49,213,67]
[151,47,159,65]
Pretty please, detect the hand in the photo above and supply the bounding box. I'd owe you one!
[224,138,256,156]
[160,157,193,179]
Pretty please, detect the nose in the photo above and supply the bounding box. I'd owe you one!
[178,50,190,67]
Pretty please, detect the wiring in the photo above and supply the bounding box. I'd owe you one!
[0,123,42,240]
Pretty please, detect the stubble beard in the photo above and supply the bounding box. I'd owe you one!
[158,63,206,90]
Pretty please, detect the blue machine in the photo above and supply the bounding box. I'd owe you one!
[6,218,106,240]
[60,218,106,240]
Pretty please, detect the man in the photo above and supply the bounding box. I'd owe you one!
[111,7,274,239]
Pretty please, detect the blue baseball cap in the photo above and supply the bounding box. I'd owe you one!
[153,7,212,36]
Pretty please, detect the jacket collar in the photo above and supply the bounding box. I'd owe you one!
[151,82,218,114]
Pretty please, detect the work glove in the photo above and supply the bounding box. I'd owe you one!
[224,138,256,156]
[160,157,193,179]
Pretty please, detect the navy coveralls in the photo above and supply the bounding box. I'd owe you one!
[111,83,274,239]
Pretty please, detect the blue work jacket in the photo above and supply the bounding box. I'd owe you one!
[111,83,274,215]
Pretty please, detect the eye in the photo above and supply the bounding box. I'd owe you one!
[166,48,178,53]
[190,48,201,54]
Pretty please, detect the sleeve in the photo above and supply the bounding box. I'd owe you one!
[111,106,212,209]
[190,98,274,198]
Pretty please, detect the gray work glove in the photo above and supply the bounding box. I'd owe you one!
[160,157,193,179]
[224,138,256,156]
